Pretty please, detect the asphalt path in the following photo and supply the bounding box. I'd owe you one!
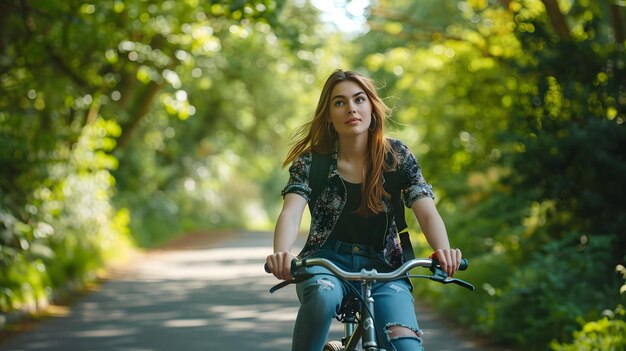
[0,231,507,351]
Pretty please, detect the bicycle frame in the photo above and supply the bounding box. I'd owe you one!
[268,257,474,351]
[293,258,436,351]
[344,279,380,350]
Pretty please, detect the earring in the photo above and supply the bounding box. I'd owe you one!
[327,122,336,137]
[369,114,377,131]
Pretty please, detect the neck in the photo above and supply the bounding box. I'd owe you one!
[338,133,368,162]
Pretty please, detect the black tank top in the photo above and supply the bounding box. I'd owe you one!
[329,180,387,250]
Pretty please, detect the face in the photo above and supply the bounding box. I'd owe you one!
[328,80,373,137]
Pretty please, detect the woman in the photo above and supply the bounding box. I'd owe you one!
[265,69,462,351]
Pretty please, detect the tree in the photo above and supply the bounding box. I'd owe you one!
[351,0,626,348]
[0,0,325,313]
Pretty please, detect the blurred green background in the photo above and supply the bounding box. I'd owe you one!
[1,0,625,349]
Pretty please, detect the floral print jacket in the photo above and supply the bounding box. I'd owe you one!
[281,138,435,268]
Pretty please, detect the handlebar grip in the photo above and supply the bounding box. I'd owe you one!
[431,257,469,271]
[265,259,302,275]
[459,258,469,271]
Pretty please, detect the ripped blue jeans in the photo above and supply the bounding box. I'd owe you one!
[292,241,424,351]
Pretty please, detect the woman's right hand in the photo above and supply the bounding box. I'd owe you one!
[266,252,296,280]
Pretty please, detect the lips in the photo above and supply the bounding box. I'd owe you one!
[345,118,361,125]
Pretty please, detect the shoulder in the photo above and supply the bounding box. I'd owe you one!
[289,150,313,171]
[295,149,313,163]
[286,150,313,178]
[385,137,414,163]
[386,137,412,153]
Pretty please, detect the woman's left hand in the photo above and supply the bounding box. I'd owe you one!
[432,248,462,277]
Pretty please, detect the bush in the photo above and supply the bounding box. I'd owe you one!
[489,233,619,349]
[0,119,132,313]
[420,232,623,350]
[550,306,626,351]
[413,252,515,334]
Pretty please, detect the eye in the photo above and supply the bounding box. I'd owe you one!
[334,100,345,107]
[355,96,366,103]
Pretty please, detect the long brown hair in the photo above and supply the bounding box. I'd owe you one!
[284,69,397,216]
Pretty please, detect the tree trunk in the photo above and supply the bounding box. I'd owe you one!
[541,0,571,40]
[116,81,164,150]
[609,3,625,44]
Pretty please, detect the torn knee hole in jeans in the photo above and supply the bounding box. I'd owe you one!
[385,324,424,340]
[316,278,335,291]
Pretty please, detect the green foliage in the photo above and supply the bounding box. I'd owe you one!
[0,118,132,312]
[0,0,330,313]
[415,234,623,350]
[551,306,626,351]
[491,234,620,349]
[412,252,515,331]
[108,0,330,244]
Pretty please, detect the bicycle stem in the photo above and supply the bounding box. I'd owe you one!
[360,281,379,350]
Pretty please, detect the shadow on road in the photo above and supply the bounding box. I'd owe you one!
[1,231,509,351]
[1,232,305,350]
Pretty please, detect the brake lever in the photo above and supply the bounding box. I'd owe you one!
[454,278,475,291]
[269,280,293,293]
[268,272,314,293]
[429,266,475,291]
[441,277,475,291]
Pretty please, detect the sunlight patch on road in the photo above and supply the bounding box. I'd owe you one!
[209,305,299,322]
[72,327,138,338]
[133,247,272,280]
[150,247,270,262]
[223,320,257,331]
[163,319,210,328]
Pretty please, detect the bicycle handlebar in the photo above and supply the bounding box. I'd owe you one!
[264,257,467,274]
[291,257,468,281]
[264,257,475,291]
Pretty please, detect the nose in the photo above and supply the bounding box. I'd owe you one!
[346,100,357,114]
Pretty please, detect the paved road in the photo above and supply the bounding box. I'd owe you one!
[0,231,505,351]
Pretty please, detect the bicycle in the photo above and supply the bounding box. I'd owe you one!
[265,256,475,351]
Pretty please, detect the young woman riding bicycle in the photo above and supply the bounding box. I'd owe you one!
[265,69,463,351]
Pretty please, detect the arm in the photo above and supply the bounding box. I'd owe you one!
[266,193,307,280]
[391,139,462,276]
[411,197,462,276]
